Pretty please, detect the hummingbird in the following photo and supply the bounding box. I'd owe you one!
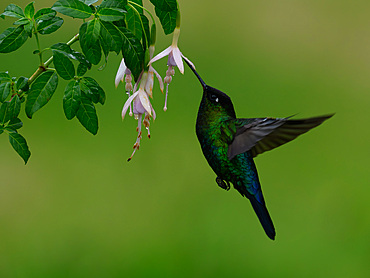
[185,60,333,240]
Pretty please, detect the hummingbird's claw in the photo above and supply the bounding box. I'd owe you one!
[216,177,230,191]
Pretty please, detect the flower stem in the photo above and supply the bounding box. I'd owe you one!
[128,0,156,24]
[176,9,181,28]
[164,83,169,111]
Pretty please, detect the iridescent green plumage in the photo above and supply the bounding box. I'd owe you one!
[186,60,333,240]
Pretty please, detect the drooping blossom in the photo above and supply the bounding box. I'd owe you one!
[146,45,164,98]
[121,71,157,161]
[115,59,134,116]
[149,27,195,111]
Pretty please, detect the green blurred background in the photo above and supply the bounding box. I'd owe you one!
[1,0,369,277]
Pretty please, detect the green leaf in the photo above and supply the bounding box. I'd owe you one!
[8,131,31,164]
[80,82,97,103]
[79,19,101,65]
[52,0,93,19]
[125,5,142,40]
[112,19,126,28]
[14,18,31,26]
[16,76,29,91]
[51,43,91,68]
[63,80,81,120]
[80,77,105,104]
[24,21,34,37]
[77,63,88,76]
[0,72,11,82]
[52,50,75,80]
[99,34,110,58]
[0,82,11,102]
[26,71,58,118]
[0,97,19,123]
[155,7,177,35]
[1,4,25,19]
[6,117,23,130]
[82,0,99,5]
[0,26,29,53]
[37,17,64,35]
[25,2,35,19]
[141,14,150,47]
[34,8,56,21]
[0,102,10,124]
[76,97,98,135]
[100,0,127,9]
[130,0,143,14]
[150,0,177,11]
[99,20,123,54]
[97,8,126,22]
[50,42,73,52]
[8,94,21,119]
[119,27,144,81]
[71,52,92,68]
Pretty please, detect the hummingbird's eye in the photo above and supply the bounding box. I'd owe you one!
[209,94,219,103]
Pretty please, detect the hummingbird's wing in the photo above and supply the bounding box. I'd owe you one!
[227,115,333,160]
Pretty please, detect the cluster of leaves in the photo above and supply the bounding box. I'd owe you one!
[0,3,64,53]
[50,0,178,80]
[0,72,30,163]
[0,0,178,164]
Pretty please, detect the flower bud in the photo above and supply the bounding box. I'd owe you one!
[164,76,172,84]
[125,83,133,92]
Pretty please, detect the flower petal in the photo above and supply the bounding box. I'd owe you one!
[133,70,144,93]
[167,52,177,67]
[172,47,184,74]
[122,91,138,119]
[145,70,154,98]
[150,102,156,121]
[181,53,195,70]
[133,97,146,115]
[148,46,173,65]
[138,90,152,116]
[152,67,164,93]
[115,59,127,88]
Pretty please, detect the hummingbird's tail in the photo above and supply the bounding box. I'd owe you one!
[184,59,207,89]
[235,183,276,240]
[248,194,276,240]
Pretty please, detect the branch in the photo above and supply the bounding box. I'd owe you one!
[27,33,80,85]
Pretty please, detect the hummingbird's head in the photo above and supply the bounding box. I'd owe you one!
[183,59,237,119]
[202,85,236,119]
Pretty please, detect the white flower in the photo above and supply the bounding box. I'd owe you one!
[148,27,194,111]
[121,73,155,119]
[121,71,156,161]
[149,28,194,74]
[146,45,164,97]
[115,59,133,91]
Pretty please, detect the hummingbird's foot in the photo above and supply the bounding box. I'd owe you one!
[216,177,230,191]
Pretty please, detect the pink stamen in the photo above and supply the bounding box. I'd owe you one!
[147,127,151,139]
[128,114,142,161]
[164,83,169,111]
[126,91,133,116]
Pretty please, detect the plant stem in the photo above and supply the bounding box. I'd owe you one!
[33,25,43,66]
[128,0,156,23]
[27,33,80,85]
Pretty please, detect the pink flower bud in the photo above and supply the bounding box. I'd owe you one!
[164,76,172,84]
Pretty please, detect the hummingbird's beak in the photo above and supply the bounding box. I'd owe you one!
[184,59,207,90]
